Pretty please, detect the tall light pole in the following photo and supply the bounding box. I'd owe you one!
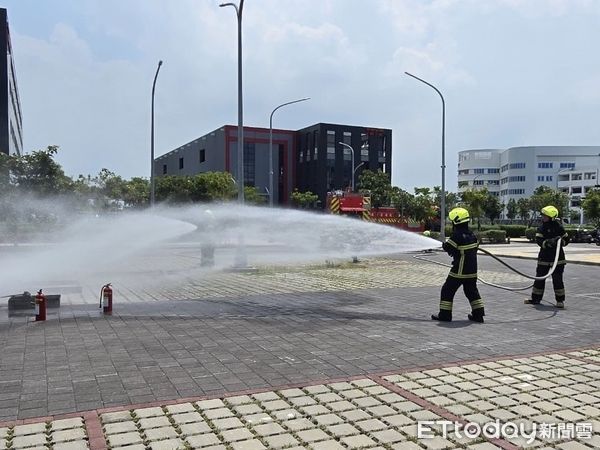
[339,142,356,191]
[269,97,310,207]
[405,72,446,240]
[220,0,245,204]
[150,60,163,207]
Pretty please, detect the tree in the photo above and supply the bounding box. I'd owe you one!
[460,188,487,229]
[506,198,518,223]
[390,187,414,220]
[483,193,503,225]
[529,186,569,225]
[582,188,600,227]
[0,145,74,196]
[357,169,392,207]
[517,198,530,222]
[123,177,150,207]
[291,189,319,209]
[156,172,236,204]
[412,187,437,224]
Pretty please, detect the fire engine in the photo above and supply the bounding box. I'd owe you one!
[326,190,423,232]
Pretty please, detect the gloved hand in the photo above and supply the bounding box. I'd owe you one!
[545,237,559,248]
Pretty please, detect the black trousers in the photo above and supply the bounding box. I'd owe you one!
[438,276,485,320]
[531,263,565,303]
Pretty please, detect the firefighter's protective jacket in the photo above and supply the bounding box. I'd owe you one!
[442,226,479,279]
[535,220,569,265]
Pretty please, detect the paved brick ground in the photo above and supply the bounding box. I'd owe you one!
[1,252,598,423]
[0,350,598,449]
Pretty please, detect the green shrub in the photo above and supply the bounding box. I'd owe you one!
[476,230,507,244]
[525,227,537,241]
[499,225,527,238]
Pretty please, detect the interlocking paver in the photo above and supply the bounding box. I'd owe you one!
[186,432,221,447]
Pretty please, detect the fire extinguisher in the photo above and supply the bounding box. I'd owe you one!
[35,289,46,322]
[99,283,112,315]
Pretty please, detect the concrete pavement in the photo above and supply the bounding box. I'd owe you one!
[0,247,598,449]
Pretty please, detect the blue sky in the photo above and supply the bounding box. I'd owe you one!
[4,0,600,191]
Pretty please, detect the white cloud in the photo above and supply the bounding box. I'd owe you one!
[6,0,600,192]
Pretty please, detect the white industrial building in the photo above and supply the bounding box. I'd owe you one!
[457,146,600,222]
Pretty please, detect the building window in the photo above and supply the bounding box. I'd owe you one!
[501,177,508,184]
[244,142,255,186]
[509,176,526,182]
[199,149,205,163]
[584,172,596,180]
[314,130,319,160]
[458,169,469,175]
[179,157,184,169]
[474,180,484,186]
[560,162,575,169]
[299,150,304,163]
[538,175,544,182]
[538,162,553,169]
[343,146,352,161]
[162,164,167,175]
[546,176,553,182]
[489,180,500,185]
[501,164,509,172]
[327,130,335,145]
[509,162,526,169]
[572,186,582,194]
[327,130,335,161]
[360,133,369,162]
[306,132,312,162]
[572,173,582,181]
[343,131,351,145]
[487,168,499,174]
[474,168,485,174]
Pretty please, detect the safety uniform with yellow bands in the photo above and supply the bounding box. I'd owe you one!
[531,220,569,304]
[436,225,485,321]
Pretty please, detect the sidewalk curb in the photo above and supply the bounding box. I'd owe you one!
[486,253,600,267]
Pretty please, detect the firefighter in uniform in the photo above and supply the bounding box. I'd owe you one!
[525,205,569,308]
[432,207,485,323]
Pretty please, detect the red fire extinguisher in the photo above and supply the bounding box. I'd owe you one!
[35,289,46,321]
[99,283,113,315]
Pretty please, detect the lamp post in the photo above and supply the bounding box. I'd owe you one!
[220,0,245,204]
[339,142,356,191]
[405,72,446,240]
[150,60,163,207]
[269,97,310,207]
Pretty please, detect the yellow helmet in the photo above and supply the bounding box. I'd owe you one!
[448,207,470,225]
[541,205,559,219]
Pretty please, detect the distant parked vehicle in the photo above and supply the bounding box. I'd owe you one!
[571,228,595,244]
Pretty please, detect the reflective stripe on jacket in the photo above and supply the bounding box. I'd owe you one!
[442,228,479,278]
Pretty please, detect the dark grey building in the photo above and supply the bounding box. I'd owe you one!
[0,8,23,156]
[295,123,392,206]
[155,122,392,206]
[155,125,296,204]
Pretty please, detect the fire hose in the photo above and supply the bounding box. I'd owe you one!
[414,238,563,292]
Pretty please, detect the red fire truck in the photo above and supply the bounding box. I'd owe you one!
[326,190,423,232]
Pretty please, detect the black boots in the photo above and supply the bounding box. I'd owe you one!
[431,314,452,322]
[468,314,484,323]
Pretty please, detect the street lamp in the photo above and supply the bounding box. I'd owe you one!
[338,142,356,191]
[269,97,310,207]
[150,60,163,207]
[220,0,245,204]
[405,72,446,240]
